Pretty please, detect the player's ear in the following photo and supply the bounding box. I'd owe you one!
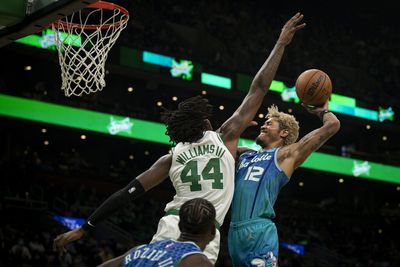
[209,224,216,241]
[280,129,289,138]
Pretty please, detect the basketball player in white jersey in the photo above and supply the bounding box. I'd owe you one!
[53,13,306,263]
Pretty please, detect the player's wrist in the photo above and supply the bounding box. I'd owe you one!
[81,220,95,233]
[318,110,331,121]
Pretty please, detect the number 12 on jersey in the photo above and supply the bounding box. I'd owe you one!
[180,158,223,191]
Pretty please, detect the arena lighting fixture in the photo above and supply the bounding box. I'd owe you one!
[44,140,49,145]
[366,124,371,129]
[24,65,32,71]
[129,155,134,160]
[127,86,134,92]
[219,105,224,110]
[144,150,150,156]
[201,90,207,95]
[382,136,387,141]
[15,29,81,50]
[1,94,400,184]
[298,181,304,187]
[201,72,232,89]
[156,101,163,106]
[80,134,86,140]
[288,108,293,113]
[338,178,344,183]
[258,113,264,118]
[172,96,178,101]
[53,215,84,230]
[41,128,47,133]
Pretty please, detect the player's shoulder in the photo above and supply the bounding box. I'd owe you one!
[179,253,214,267]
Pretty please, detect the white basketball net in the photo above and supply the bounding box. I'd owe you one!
[52,4,128,97]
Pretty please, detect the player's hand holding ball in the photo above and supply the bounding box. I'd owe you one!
[295,68,332,114]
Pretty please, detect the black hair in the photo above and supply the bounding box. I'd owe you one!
[161,96,213,144]
[179,198,216,235]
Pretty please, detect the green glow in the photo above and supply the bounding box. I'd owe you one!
[143,51,173,68]
[1,93,399,184]
[302,152,400,184]
[269,80,286,93]
[170,59,193,80]
[15,29,81,50]
[281,86,300,103]
[330,93,356,107]
[0,94,169,144]
[201,73,231,89]
[354,107,378,121]
[379,107,394,122]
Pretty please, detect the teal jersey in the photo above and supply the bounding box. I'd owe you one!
[230,148,289,222]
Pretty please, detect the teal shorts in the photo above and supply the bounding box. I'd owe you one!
[228,218,279,267]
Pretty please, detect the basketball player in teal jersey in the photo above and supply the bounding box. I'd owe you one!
[54,13,306,263]
[97,198,215,267]
[228,101,340,266]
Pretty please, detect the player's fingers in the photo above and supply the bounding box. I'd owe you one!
[294,23,306,31]
[291,13,303,22]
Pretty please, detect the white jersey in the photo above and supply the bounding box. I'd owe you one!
[165,131,235,226]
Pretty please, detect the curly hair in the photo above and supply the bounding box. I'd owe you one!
[179,198,216,235]
[267,104,300,146]
[161,96,213,144]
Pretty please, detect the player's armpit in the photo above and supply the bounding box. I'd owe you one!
[179,254,214,267]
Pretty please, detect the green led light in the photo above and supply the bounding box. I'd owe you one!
[15,29,81,49]
[170,59,193,80]
[354,107,378,121]
[143,51,173,68]
[330,93,356,107]
[378,107,394,122]
[201,73,231,89]
[0,94,169,144]
[269,80,286,93]
[1,93,398,184]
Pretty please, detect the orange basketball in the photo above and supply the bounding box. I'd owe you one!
[295,69,332,106]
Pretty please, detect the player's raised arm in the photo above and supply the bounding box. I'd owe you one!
[217,13,306,154]
[53,154,172,253]
[278,101,340,177]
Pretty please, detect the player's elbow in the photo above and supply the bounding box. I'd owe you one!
[327,118,340,134]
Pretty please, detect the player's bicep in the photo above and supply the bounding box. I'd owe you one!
[292,127,337,168]
[136,154,172,191]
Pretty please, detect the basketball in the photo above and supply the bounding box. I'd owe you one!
[295,69,332,106]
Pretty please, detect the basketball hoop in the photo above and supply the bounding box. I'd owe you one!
[51,1,129,97]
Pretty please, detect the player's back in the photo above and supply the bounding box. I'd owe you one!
[122,240,204,267]
[166,131,235,226]
[231,148,289,222]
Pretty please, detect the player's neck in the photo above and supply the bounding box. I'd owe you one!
[178,234,207,250]
[261,140,282,151]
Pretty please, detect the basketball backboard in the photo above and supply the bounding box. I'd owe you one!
[0,0,97,48]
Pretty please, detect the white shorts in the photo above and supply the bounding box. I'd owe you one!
[150,214,221,264]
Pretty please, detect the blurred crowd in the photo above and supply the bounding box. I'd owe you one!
[1,139,399,267]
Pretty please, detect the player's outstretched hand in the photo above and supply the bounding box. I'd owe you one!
[277,12,306,46]
[53,227,85,254]
[301,99,329,115]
